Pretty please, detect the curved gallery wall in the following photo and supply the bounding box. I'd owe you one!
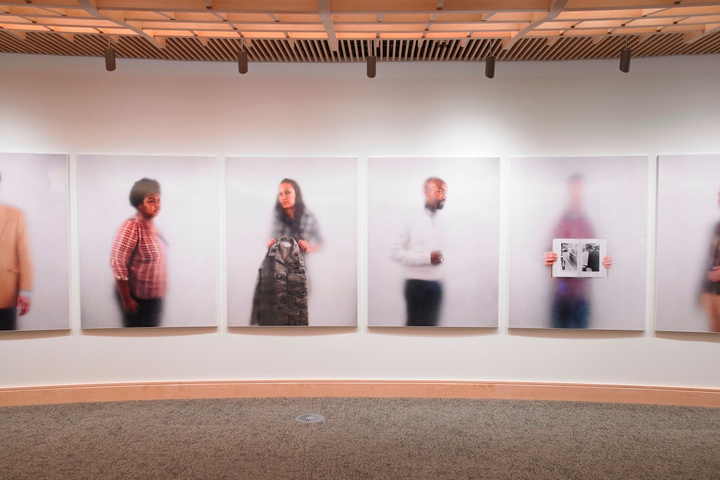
[0,53,718,397]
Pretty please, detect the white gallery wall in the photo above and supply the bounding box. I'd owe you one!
[0,53,719,389]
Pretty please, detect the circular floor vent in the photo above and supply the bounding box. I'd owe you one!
[295,413,325,424]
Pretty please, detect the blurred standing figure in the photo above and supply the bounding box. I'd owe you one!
[544,175,611,328]
[391,177,447,326]
[0,172,33,330]
[111,178,167,328]
[700,189,720,332]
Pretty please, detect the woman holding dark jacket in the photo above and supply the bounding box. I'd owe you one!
[252,178,322,326]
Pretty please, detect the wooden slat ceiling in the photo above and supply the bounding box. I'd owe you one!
[1,0,720,64]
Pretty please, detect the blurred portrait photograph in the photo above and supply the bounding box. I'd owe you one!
[226,157,357,327]
[367,157,500,328]
[78,155,218,329]
[508,156,648,330]
[0,153,69,332]
[657,154,720,334]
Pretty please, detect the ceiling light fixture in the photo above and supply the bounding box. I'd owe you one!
[367,40,376,78]
[485,55,495,79]
[237,42,248,74]
[104,39,116,72]
[619,36,631,73]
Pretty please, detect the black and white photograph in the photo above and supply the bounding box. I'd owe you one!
[551,238,607,278]
[0,153,69,331]
[78,155,218,329]
[508,156,648,330]
[657,154,720,333]
[226,157,357,327]
[368,157,500,328]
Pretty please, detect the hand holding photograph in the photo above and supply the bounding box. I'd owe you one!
[551,238,607,278]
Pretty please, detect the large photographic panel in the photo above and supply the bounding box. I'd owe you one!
[226,157,358,327]
[0,153,69,331]
[507,156,648,330]
[657,154,720,333]
[78,155,218,329]
[367,157,500,327]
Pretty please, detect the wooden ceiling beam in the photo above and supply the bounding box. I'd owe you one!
[503,0,570,50]
[317,0,338,50]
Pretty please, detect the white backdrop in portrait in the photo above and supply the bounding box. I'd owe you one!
[78,155,218,328]
[226,157,357,327]
[508,156,648,330]
[657,154,720,333]
[368,157,500,327]
[0,153,69,331]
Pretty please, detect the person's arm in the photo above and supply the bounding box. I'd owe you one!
[110,220,139,313]
[298,210,323,253]
[16,212,33,316]
[16,293,31,316]
[115,278,138,313]
[390,223,433,266]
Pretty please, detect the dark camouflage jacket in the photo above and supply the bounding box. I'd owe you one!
[250,236,309,326]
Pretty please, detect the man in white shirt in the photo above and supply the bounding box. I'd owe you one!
[390,177,446,326]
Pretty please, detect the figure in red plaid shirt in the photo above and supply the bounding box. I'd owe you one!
[110,178,167,327]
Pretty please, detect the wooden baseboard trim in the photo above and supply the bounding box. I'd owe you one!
[1,381,718,408]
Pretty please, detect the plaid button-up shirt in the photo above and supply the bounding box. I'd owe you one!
[110,215,167,300]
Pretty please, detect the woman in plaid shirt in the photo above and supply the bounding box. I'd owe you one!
[110,178,167,327]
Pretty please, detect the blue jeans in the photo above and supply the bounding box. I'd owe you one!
[551,297,589,329]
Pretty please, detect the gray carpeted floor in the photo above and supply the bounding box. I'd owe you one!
[1,398,719,479]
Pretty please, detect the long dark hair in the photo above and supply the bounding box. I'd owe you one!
[275,178,305,230]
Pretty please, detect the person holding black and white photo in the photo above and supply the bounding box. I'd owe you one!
[544,175,611,328]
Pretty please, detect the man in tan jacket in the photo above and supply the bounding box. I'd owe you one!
[0,172,33,330]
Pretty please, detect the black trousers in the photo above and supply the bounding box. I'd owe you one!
[404,279,442,327]
[0,308,17,330]
[115,291,163,328]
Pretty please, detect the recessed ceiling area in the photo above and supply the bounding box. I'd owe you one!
[1,0,720,63]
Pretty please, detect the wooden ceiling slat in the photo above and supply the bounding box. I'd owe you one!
[307,38,320,62]
[3,0,720,64]
[472,38,489,60]
[213,38,235,61]
[562,36,589,60]
[294,38,310,62]
[352,38,361,61]
[321,39,336,62]
[276,38,294,61]
[546,37,570,61]
[162,38,190,60]
[514,37,536,60]
[447,39,460,60]
[266,38,285,61]
[200,39,222,61]
[255,39,274,61]
[519,38,547,61]
[633,32,668,56]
